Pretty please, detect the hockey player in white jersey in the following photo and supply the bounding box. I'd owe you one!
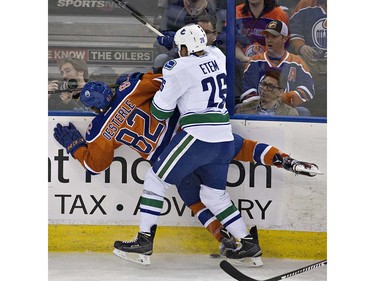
[113,24,263,266]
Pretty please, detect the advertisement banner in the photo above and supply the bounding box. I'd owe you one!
[48,47,154,65]
[48,117,327,230]
[48,0,158,17]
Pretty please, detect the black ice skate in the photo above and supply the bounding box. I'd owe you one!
[225,226,263,267]
[219,228,237,257]
[273,154,323,177]
[113,225,157,265]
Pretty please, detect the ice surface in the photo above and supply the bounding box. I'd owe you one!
[49,253,327,281]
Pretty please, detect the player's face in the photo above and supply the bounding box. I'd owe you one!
[178,46,189,57]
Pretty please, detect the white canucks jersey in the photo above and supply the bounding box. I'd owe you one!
[151,46,233,143]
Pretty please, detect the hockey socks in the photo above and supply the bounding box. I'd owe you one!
[139,168,169,232]
[190,201,223,242]
[200,185,248,239]
[139,192,164,233]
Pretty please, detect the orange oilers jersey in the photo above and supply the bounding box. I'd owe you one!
[73,72,180,174]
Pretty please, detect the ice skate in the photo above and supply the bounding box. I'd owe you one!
[225,226,263,267]
[113,225,157,266]
[210,228,237,259]
[282,157,322,177]
[219,228,238,257]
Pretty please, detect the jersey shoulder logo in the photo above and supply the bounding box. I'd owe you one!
[164,60,177,71]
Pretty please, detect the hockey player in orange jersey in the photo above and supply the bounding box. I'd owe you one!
[53,70,321,265]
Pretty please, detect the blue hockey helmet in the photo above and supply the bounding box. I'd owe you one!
[80,81,114,110]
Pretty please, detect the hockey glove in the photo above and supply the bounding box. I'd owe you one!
[157,31,176,50]
[54,122,87,156]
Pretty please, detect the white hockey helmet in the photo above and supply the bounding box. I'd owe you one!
[174,24,207,56]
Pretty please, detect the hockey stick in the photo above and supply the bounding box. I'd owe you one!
[220,259,327,281]
[112,0,164,36]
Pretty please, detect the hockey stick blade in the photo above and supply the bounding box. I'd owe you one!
[112,0,163,36]
[220,259,327,281]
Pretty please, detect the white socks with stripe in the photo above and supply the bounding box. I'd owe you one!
[200,184,249,239]
[139,168,170,233]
